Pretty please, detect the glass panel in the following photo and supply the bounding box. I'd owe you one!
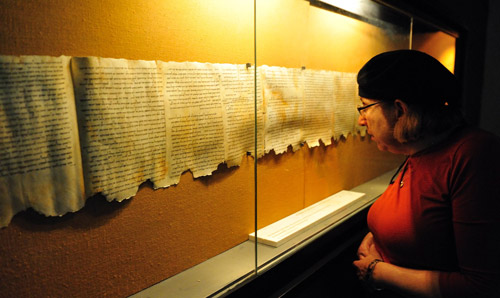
[128,1,259,296]
[254,0,410,270]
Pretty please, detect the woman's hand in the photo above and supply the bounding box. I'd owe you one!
[353,232,442,297]
[356,232,379,258]
[353,232,383,281]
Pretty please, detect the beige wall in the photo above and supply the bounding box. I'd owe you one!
[413,30,456,73]
[0,1,406,297]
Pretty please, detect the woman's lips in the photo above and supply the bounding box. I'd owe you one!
[367,131,375,140]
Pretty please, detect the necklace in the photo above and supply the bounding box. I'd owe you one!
[390,156,409,188]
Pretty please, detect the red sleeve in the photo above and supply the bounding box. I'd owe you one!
[439,132,500,298]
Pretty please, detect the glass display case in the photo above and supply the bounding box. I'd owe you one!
[0,1,458,297]
[131,1,457,297]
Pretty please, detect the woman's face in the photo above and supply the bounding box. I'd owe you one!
[357,97,404,154]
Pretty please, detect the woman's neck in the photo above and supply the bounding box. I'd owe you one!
[405,127,458,156]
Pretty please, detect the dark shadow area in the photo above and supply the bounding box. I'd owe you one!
[224,207,372,298]
[9,186,134,232]
[281,242,371,298]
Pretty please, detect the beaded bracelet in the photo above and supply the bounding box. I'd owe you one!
[364,258,383,282]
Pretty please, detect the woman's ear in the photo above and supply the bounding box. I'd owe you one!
[394,99,409,118]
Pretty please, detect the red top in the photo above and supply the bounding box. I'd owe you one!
[367,126,500,297]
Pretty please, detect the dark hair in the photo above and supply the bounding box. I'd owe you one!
[358,50,464,142]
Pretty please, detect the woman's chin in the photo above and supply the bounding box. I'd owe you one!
[376,143,387,152]
[375,141,393,153]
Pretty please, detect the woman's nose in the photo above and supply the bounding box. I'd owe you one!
[358,114,367,126]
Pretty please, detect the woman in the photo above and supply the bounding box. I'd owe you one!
[352,50,500,297]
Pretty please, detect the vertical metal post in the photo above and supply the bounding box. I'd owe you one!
[409,17,413,49]
[253,0,259,275]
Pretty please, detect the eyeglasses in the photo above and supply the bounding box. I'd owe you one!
[357,102,383,115]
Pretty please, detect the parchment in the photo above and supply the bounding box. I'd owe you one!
[71,57,168,201]
[216,63,264,167]
[0,55,84,227]
[332,71,362,139]
[159,61,226,185]
[0,53,367,228]
[261,66,304,154]
[302,69,335,147]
